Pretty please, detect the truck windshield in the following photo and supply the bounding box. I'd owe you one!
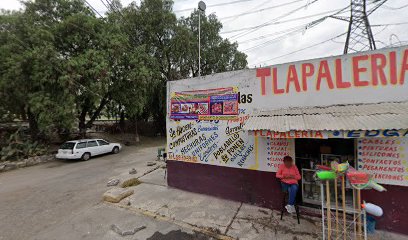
[60,142,75,150]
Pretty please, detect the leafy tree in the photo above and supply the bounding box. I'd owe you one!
[0,0,248,140]
[117,0,247,134]
[0,8,75,140]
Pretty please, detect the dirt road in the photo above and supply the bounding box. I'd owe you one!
[0,139,198,240]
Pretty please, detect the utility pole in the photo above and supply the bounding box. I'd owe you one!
[344,0,377,53]
[198,1,206,77]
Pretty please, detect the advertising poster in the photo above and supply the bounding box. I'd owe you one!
[357,137,408,186]
[170,87,239,121]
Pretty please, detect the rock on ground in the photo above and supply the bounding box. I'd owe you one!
[103,188,134,203]
[129,168,137,174]
[107,179,120,187]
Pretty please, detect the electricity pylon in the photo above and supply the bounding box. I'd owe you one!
[343,0,387,54]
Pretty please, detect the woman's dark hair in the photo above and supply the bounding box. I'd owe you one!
[283,155,293,162]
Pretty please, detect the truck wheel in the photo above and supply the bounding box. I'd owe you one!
[82,152,91,161]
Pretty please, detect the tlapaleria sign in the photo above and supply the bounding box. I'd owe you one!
[167,46,408,174]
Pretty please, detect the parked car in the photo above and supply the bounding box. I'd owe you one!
[56,139,122,161]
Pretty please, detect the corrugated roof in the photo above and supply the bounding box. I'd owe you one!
[243,101,408,132]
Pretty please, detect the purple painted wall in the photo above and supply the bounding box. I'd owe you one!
[168,160,408,235]
[362,185,408,235]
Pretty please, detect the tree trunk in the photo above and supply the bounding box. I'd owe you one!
[78,103,88,138]
[84,97,110,130]
[134,119,140,143]
[27,108,39,140]
[119,110,125,133]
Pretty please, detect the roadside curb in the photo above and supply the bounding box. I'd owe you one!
[0,154,55,173]
[104,202,236,240]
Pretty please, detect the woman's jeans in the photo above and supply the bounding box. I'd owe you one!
[281,183,298,205]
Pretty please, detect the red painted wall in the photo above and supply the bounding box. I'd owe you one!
[168,160,408,235]
[167,160,283,210]
[362,185,408,235]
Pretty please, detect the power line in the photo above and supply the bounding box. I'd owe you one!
[99,0,110,11]
[242,27,305,52]
[382,3,408,10]
[253,32,347,66]
[221,7,347,34]
[220,0,303,22]
[221,0,270,24]
[83,0,104,18]
[237,5,350,52]
[174,0,254,13]
[237,25,306,44]
[229,0,320,40]
[372,21,408,27]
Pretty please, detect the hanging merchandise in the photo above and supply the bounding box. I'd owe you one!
[316,161,386,240]
[362,202,384,217]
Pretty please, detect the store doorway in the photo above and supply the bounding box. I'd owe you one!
[294,138,355,208]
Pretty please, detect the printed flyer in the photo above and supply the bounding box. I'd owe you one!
[357,137,408,186]
[170,87,239,121]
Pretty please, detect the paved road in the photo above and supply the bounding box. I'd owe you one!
[0,139,206,240]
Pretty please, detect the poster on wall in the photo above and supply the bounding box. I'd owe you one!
[170,87,239,121]
[166,85,291,172]
[252,135,296,171]
[357,137,408,187]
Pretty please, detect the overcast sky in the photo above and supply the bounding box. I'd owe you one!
[1,0,407,68]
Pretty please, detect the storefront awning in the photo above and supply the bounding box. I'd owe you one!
[243,101,408,132]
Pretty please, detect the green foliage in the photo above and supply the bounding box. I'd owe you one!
[0,129,47,161]
[0,0,248,140]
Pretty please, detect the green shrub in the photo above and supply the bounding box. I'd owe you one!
[0,129,47,161]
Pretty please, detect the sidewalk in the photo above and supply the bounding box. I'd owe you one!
[110,166,408,240]
[114,167,320,240]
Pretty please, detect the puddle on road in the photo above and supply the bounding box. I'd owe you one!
[146,230,213,240]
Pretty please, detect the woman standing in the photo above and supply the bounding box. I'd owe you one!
[276,156,301,213]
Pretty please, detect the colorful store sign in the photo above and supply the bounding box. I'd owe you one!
[357,138,408,187]
[167,46,408,178]
[170,87,239,121]
[251,129,408,139]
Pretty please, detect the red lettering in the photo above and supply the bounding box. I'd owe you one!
[272,67,284,94]
[287,131,294,138]
[353,55,369,86]
[315,131,323,138]
[389,51,397,85]
[399,49,408,85]
[316,60,334,90]
[335,59,350,88]
[301,63,314,91]
[295,131,300,138]
[286,65,301,93]
[256,68,270,95]
[302,131,308,138]
[371,53,387,86]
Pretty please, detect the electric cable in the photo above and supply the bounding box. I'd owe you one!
[174,0,254,13]
[220,0,303,22]
[253,32,347,66]
[229,0,320,40]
